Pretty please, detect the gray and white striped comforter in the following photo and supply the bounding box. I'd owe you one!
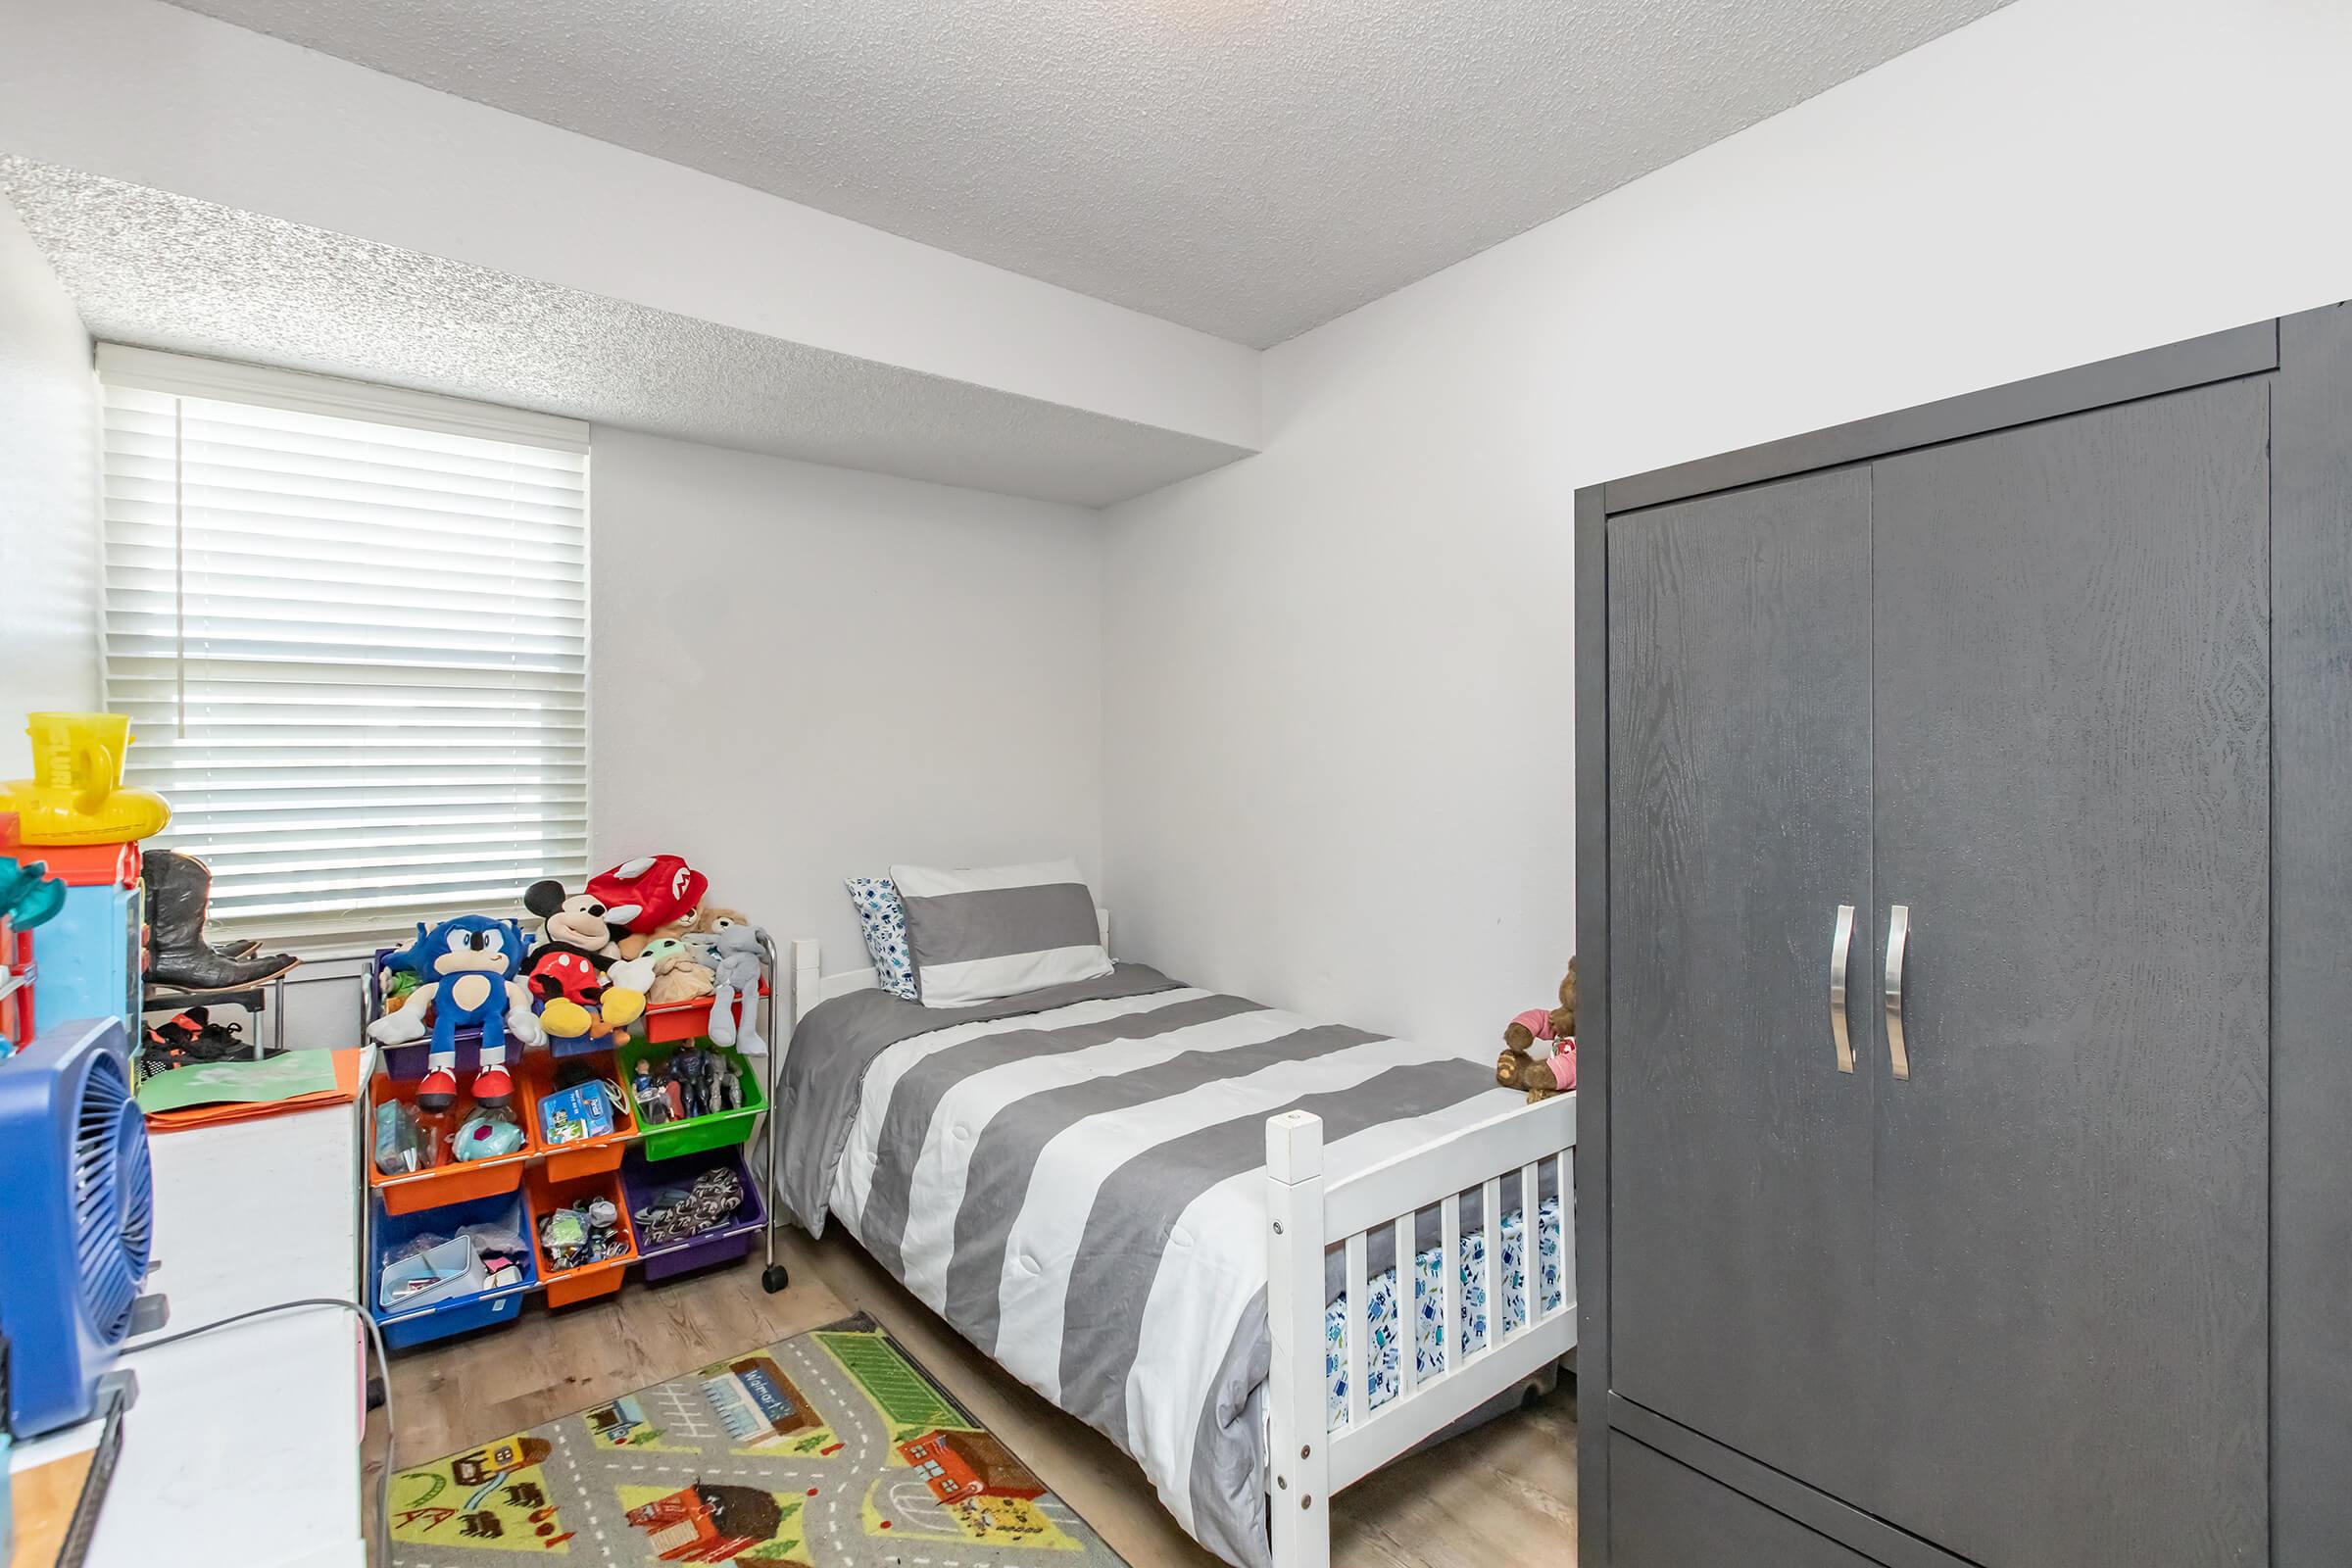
[774,964,1519,1568]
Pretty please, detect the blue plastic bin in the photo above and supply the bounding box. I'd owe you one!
[372,1188,537,1350]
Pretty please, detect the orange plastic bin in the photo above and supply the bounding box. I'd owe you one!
[368,1070,537,1215]
[520,1052,635,1182]
[525,1163,638,1308]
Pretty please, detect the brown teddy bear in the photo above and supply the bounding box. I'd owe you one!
[1496,957,1576,1102]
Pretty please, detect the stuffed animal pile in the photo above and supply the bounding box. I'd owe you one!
[366,853,770,1114]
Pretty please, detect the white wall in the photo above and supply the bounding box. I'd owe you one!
[0,197,99,779]
[1102,0,2352,1052]
[589,428,1105,967]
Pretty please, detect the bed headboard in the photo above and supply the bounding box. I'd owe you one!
[790,906,1109,1029]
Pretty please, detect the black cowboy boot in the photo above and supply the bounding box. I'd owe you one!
[142,851,300,990]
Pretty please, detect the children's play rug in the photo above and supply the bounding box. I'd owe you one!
[388,1315,1129,1567]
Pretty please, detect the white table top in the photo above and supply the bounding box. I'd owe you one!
[13,1060,371,1568]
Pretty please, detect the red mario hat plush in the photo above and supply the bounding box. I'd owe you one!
[588,855,708,937]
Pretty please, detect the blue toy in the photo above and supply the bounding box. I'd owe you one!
[452,1106,526,1160]
[0,858,66,931]
[0,851,65,1060]
[366,915,544,1111]
[377,920,432,985]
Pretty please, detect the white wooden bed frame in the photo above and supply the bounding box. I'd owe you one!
[785,911,1576,1568]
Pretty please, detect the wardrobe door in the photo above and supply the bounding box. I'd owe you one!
[1868,380,2270,1568]
[1607,466,1877,1501]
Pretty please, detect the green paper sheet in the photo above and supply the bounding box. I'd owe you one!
[135,1050,339,1113]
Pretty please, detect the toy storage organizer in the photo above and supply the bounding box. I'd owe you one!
[365,950,776,1348]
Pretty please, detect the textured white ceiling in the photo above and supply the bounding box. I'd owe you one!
[0,159,1252,508]
[163,0,2016,347]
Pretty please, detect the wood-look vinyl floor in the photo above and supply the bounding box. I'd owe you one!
[376,1222,1579,1567]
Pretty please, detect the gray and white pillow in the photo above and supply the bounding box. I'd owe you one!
[890,858,1111,1008]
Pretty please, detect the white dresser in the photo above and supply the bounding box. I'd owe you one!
[11,1062,371,1568]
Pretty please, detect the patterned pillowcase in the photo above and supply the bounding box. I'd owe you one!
[843,876,919,1002]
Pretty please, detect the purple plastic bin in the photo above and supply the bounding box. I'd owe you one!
[619,1144,766,1282]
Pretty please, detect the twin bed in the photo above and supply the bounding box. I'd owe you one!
[773,914,1577,1568]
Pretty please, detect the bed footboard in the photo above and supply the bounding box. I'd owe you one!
[1263,1094,1578,1568]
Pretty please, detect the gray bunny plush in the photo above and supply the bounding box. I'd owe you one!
[689,914,767,1054]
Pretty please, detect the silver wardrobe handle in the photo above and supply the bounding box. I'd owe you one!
[1885,905,1911,1080]
[1829,904,1856,1074]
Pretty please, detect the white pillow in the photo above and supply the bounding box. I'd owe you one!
[890,858,1112,1007]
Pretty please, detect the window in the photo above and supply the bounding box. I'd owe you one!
[98,347,590,942]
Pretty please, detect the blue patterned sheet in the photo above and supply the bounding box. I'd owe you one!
[1326,1195,1566,1429]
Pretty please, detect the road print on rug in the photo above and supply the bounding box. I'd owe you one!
[388,1314,1127,1566]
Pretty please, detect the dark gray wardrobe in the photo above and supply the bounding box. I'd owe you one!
[1575,304,2352,1568]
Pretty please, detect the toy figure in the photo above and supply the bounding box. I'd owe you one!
[715,1054,742,1112]
[0,851,67,930]
[540,1200,626,1272]
[689,914,768,1054]
[669,1043,708,1119]
[539,1206,589,1271]
[629,1056,670,1125]
[1496,957,1577,1104]
[366,914,545,1110]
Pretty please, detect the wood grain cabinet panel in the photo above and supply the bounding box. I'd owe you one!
[1864,380,2271,1568]
[1605,466,1879,1503]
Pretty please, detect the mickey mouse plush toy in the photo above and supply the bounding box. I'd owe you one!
[366,914,545,1109]
[522,880,656,1041]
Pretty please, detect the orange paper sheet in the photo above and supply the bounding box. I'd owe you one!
[143,1045,365,1133]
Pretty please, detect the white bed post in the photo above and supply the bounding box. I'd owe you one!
[791,938,822,1028]
[1265,1109,1331,1568]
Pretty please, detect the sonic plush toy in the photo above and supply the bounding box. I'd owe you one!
[366,914,545,1109]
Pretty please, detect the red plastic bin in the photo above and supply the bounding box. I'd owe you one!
[368,1069,537,1215]
[525,1163,638,1308]
[640,979,769,1045]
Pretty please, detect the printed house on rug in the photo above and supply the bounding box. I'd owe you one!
[702,1354,821,1446]
[901,1429,1047,1503]
[627,1482,787,1563]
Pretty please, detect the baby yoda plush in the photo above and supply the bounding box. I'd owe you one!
[689,913,767,1054]
[640,936,717,1005]
[1496,957,1576,1102]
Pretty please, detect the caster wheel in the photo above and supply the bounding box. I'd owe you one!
[761,1264,791,1294]
[366,1375,387,1412]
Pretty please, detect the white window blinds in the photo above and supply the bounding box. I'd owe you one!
[97,347,591,941]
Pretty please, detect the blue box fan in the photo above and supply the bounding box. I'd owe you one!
[0,1018,159,1437]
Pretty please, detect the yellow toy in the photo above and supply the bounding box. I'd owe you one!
[0,713,172,846]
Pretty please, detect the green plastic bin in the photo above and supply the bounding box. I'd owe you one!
[614,1037,766,1161]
